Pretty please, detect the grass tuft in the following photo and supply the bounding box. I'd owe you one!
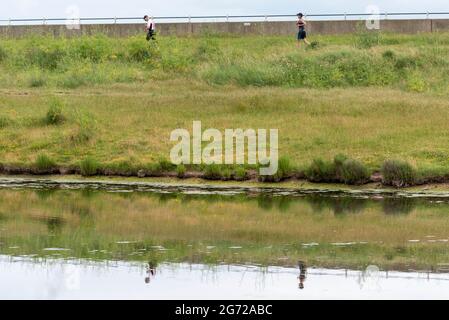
[381,160,417,187]
[35,154,57,171]
[45,99,65,125]
[80,157,99,176]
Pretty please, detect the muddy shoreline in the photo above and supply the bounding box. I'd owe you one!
[2,163,449,191]
[3,174,449,199]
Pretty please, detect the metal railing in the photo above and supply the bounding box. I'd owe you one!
[1,11,449,26]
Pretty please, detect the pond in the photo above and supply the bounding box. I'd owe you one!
[1,178,449,299]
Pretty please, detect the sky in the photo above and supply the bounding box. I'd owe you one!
[1,0,448,19]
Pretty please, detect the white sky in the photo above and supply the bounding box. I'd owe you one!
[0,0,448,19]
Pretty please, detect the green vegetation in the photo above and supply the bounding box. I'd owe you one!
[0,33,449,186]
[35,153,57,171]
[80,156,99,176]
[45,99,65,125]
[305,155,370,185]
[176,164,186,178]
[381,160,417,187]
[0,33,448,92]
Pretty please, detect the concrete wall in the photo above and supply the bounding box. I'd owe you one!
[0,19,448,38]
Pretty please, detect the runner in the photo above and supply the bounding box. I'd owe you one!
[296,13,311,47]
[144,15,156,41]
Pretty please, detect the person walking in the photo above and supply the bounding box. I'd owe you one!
[296,13,311,47]
[144,15,156,41]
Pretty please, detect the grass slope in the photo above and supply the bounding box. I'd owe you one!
[0,32,449,184]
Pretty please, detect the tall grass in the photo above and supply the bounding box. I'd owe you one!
[381,160,417,187]
[0,33,447,93]
[80,157,99,176]
[45,99,66,125]
[35,154,57,171]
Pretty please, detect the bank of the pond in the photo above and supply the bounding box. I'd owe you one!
[3,174,449,196]
[2,161,449,190]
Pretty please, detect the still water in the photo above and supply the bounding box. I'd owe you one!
[1,178,449,299]
[2,256,449,300]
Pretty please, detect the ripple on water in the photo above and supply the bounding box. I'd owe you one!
[331,242,357,246]
[302,243,319,248]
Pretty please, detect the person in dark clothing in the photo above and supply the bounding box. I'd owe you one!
[298,261,307,290]
[296,13,310,47]
[144,15,156,41]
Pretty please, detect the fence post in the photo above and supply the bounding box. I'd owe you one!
[344,12,347,21]
[114,17,117,24]
[8,18,11,26]
[385,12,388,20]
[43,17,46,25]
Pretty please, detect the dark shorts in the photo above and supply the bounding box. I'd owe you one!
[297,29,307,40]
[146,30,156,41]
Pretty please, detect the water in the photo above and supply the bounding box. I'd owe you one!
[1,178,449,299]
[2,256,449,300]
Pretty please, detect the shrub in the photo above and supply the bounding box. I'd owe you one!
[333,154,349,180]
[105,161,138,176]
[35,154,57,171]
[382,50,396,60]
[305,155,370,185]
[195,37,221,62]
[176,164,186,178]
[158,158,176,171]
[340,159,370,185]
[305,159,336,183]
[395,56,420,70]
[26,46,65,70]
[406,73,427,93]
[29,74,46,88]
[45,100,65,125]
[221,167,232,181]
[354,24,381,49]
[234,167,248,181]
[72,36,111,63]
[203,164,222,180]
[381,160,417,187]
[80,157,99,176]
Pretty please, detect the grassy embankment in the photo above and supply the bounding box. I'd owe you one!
[1,32,449,186]
[2,188,449,270]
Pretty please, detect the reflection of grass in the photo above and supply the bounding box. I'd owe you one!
[1,189,449,270]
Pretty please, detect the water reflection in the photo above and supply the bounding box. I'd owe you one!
[305,196,368,216]
[382,198,416,215]
[298,261,307,290]
[0,184,449,272]
[27,186,446,217]
[145,261,157,284]
[1,256,449,300]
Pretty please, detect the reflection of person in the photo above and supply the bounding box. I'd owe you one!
[296,13,311,47]
[144,15,156,41]
[145,261,157,284]
[298,261,307,290]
